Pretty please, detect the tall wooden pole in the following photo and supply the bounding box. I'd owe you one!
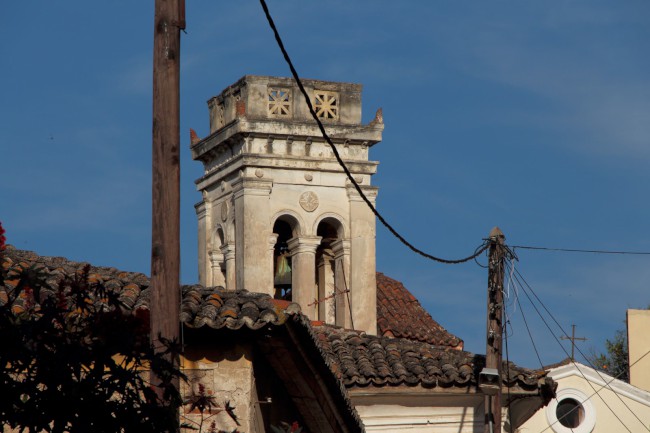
[151,0,184,397]
[485,227,506,433]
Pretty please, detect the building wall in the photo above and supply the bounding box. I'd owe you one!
[351,391,488,433]
[628,309,650,393]
[181,345,260,433]
[518,364,650,433]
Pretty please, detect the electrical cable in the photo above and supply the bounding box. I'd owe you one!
[506,261,593,432]
[512,245,650,255]
[502,282,514,433]
[259,0,489,265]
[506,262,544,369]
[536,348,650,433]
[506,262,583,432]
[510,269,640,433]
[513,267,649,430]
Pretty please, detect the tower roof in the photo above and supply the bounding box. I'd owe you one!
[376,272,463,349]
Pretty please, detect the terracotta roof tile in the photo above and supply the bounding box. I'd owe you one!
[1,246,294,331]
[1,246,552,398]
[312,324,543,390]
[376,272,463,349]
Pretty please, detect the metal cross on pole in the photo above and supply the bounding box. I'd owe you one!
[561,324,587,361]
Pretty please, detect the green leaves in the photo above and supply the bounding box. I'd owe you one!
[0,245,184,433]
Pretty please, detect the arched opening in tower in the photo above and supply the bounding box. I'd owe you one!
[272,219,293,301]
[316,218,343,324]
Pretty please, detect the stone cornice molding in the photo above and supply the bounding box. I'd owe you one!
[195,153,379,192]
[208,250,224,263]
[268,233,279,250]
[346,185,378,202]
[194,201,207,215]
[331,239,351,258]
[550,362,650,406]
[287,236,322,255]
[220,243,236,260]
[231,177,272,200]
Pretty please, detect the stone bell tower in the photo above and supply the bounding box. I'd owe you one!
[191,75,383,334]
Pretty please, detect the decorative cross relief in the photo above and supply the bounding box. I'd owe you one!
[268,88,291,116]
[299,191,319,212]
[313,90,339,120]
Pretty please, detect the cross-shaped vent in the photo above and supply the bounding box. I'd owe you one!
[314,90,339,120]
[268,88,291,117]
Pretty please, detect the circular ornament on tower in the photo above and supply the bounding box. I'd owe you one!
[299,191,319,212]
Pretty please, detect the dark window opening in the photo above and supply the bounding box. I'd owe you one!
[273,220,293,301]
[556,398,584,428]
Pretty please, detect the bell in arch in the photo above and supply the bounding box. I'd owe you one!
[274,249,292,286]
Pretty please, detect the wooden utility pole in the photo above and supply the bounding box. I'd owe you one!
[561,324,587,361]
[485,227,506,433]
[151,0,185,399]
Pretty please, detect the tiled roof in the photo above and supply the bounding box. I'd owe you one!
[1,246,296,331]
[312,324,545,390]
[1,246,550,394]
[3,247,462,348]
[180,284,300,330]
[1,246,363,433]
[1,247,151,314]
[376,272,463,349]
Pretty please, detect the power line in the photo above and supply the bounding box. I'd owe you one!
[503,296,514,433]
[506,261,582,432]
[511,267,647,432]
[512,245,650,255]
[508,265,544,369]
[509,270,632,432]
[259,0,488,265]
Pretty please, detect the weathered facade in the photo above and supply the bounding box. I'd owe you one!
[2,246,554,433]
[1,76,557,433]
[191,76,383,334]
[627,308,650,393]
[519,361,650,433]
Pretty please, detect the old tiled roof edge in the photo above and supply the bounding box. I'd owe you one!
[376,272,463,349]
[2,247,550,395]
[309,323,548,391]
[178,284,302,331]
[1,246,365,432]
[286,314,366,432]
[1,246,300,332]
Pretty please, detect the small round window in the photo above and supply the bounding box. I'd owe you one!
[556,398,584,428]
[546,388,595,433]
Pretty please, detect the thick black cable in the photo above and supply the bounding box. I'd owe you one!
[259,0,488,265]
[512,245,650,255]
[511,269,640,432]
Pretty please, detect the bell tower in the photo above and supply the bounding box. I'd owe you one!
[191,75,383,334]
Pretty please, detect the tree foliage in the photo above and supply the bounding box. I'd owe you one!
[0,222,184,433]
[589,329,629,383]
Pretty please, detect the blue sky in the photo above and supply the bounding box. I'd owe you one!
[2,1,649,368]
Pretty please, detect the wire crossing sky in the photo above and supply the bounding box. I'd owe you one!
[1,1,649,367]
